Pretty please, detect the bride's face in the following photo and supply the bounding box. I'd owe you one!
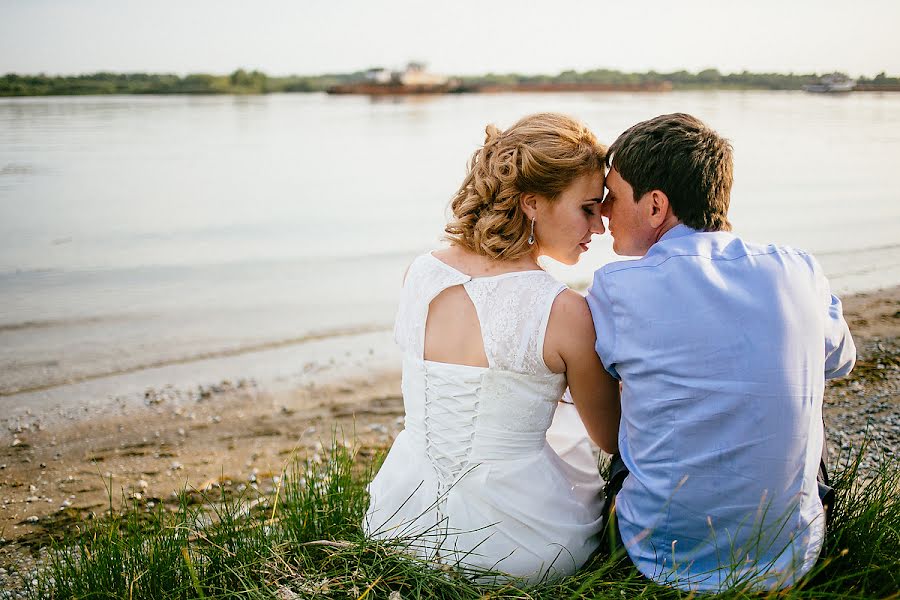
[533,170,606,265]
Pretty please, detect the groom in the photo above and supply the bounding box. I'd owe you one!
[586,113,855,592]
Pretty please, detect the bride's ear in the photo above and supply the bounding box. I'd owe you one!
[520,192,539,220]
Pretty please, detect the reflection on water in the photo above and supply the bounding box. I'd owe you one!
[1,91,899,395]
[3,90,899,298]
[1,91,898,275]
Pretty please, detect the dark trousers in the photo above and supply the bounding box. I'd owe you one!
[599,454,630,558]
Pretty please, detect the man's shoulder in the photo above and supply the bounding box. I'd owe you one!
[599,232,815,273]
[711,235,820,276]
[659,230,813,260]
[591,232,822,304]
[712,233,812,258]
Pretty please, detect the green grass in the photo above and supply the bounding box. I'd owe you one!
[22,437,900,600]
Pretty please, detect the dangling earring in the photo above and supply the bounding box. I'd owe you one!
[527,218,536,245]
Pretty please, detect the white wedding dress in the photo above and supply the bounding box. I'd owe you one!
[364,253,604,583]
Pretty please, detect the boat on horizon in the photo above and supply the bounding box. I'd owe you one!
[327,62,673,96]
[327,62,462,95]
[803,73,856,93]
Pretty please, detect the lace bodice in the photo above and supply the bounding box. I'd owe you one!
[394,252,567,375]
[394,252,568,498]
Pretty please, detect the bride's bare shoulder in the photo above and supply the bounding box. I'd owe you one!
[543,289,594,373]
[549,288,592,324]
[430,246,480,272]
[430,246,456,261]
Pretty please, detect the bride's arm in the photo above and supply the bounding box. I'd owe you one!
[545,290,621,454]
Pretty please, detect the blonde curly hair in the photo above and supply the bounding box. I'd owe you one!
[444,112,606,260]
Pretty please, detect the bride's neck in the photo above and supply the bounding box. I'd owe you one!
[437,245,542,277]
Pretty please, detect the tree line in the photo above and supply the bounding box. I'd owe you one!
[2,68,898,97]
[0,69,361,96]
[461,69,900,90]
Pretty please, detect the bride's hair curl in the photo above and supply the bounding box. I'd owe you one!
[444,112,606,260]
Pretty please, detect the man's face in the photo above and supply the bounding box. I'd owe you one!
[601,168,656,257]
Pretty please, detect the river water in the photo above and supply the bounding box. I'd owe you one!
[1,91,899,404]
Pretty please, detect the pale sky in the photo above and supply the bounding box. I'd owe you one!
[1,0,899,77]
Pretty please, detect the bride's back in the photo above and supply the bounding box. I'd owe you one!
[397,249,565,378]
[422,246,569,374]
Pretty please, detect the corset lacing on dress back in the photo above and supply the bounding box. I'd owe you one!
[422,363,482,524]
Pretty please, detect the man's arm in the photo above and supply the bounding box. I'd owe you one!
[824,291,856,379]
[585,271,619,380]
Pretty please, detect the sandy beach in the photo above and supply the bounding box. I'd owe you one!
[0,285,898,581]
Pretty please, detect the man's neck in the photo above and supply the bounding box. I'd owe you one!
[651,217,683,246]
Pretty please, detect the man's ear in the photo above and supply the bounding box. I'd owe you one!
[520,192,539,220]
[647,190,671,228]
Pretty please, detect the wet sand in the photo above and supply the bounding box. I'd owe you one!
[0,286,897,578]
[0,369,406,580]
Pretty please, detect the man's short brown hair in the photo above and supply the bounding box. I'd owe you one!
[608,113,733,232]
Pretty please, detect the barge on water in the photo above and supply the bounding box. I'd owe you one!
[327,63,463,95]
[327,63,673,96]
[472,81,673,93]
[803,73,856,93]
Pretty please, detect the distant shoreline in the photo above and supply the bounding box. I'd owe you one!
[3,68,899,97]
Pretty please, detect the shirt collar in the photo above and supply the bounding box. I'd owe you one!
[659,223,698,243]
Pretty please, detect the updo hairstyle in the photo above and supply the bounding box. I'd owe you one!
[444,112,606,261]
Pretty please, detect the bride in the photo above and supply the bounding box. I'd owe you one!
[364,113,621,583]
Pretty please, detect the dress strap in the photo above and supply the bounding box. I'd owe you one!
[393,253,470,358]
[395,253,567,375]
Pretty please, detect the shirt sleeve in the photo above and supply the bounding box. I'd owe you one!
[586,269,620,380]
[816,265,856,379]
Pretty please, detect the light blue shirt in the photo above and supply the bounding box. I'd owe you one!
[587,225,855,592]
